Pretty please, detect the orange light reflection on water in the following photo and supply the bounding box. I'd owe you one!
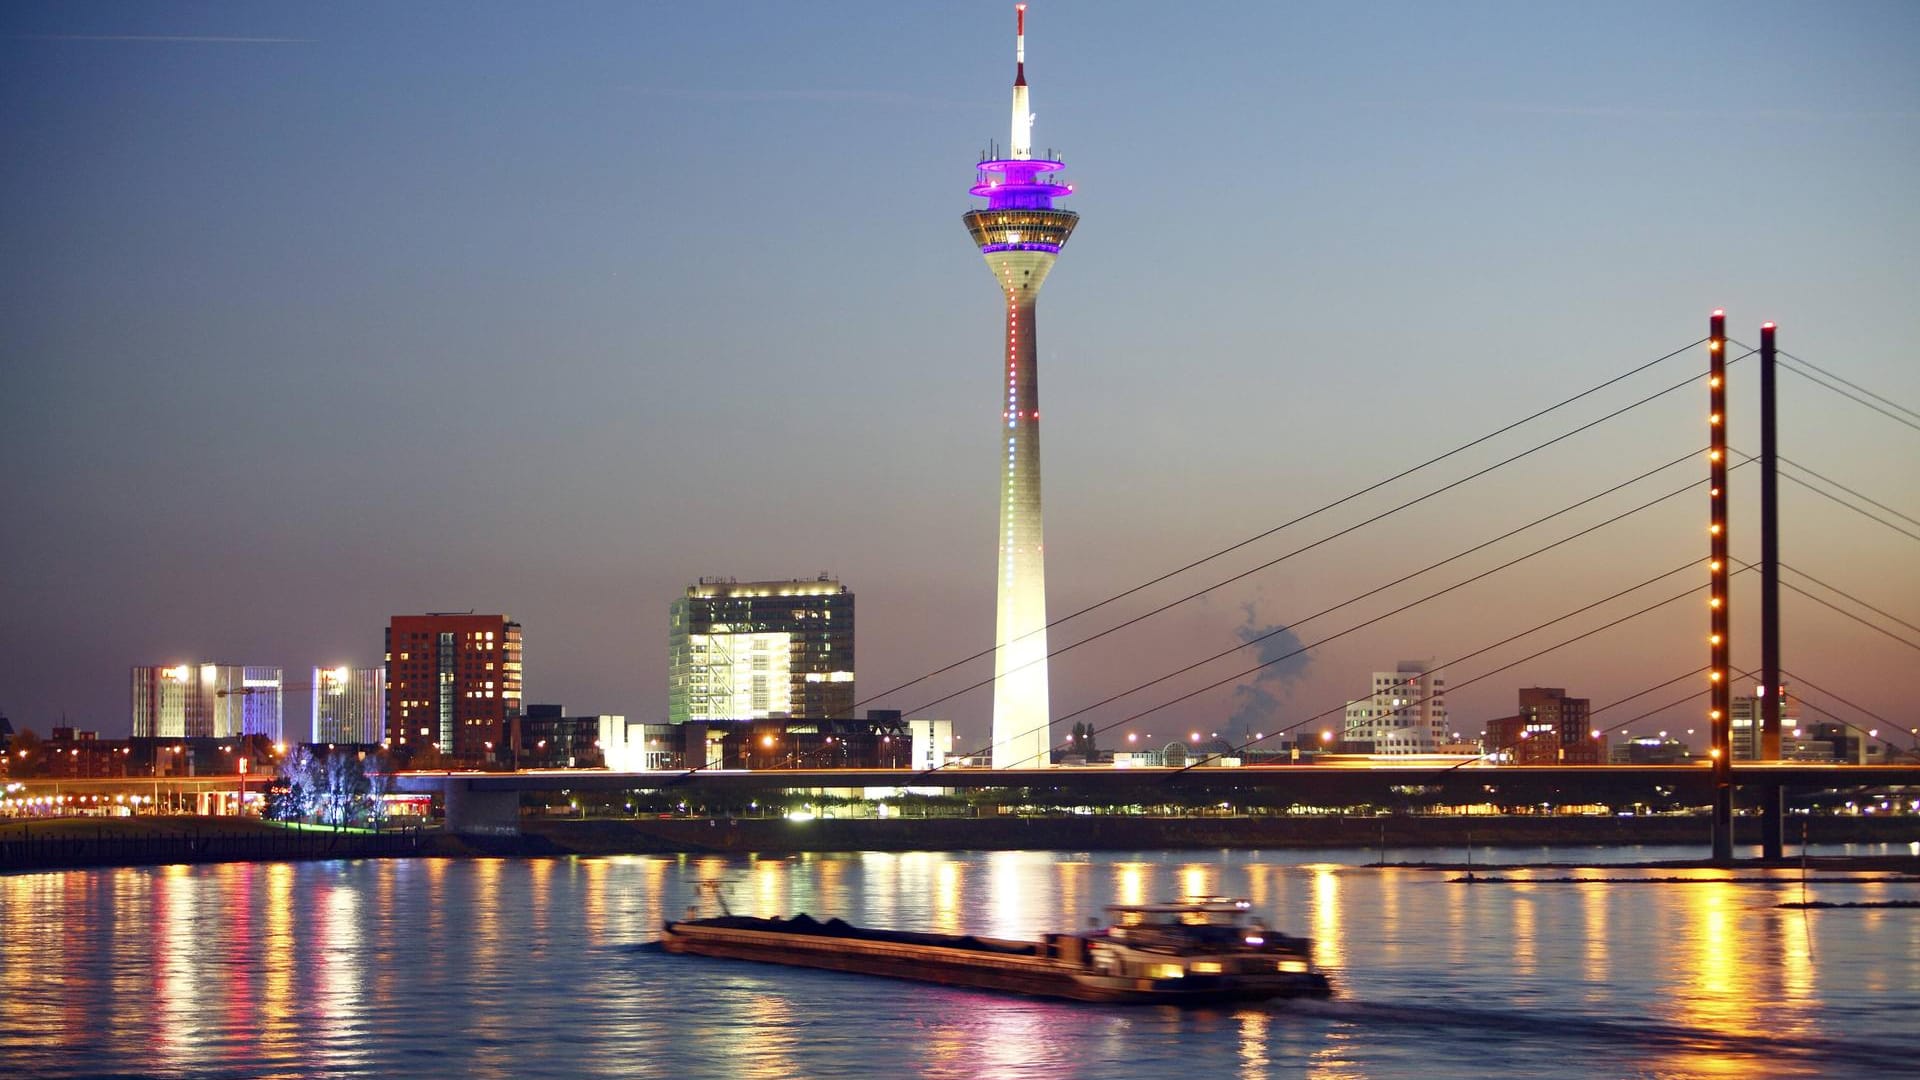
[317,875,368,1074]
[1115,861,1149,908]
[155,864,198,1074]
[1662,877,1760,1078]
[752,855,788,916]
[1310,866,1344,972]
[258,863,295,1063]
[1237,1008,1271,1080]
[934,857,962,932]
[1578,879,1609,991]
[1057,859,1087,927]
[580,857,610,946]
[988,850,1047,938]
[1180,862,1214,902]
[816,854,847,915]
[1509,883,1537,978]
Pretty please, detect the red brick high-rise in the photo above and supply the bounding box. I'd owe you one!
[384,614,523,765]
[1487,687,1599,765]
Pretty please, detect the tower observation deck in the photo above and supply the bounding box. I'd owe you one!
[964,5,1078,770]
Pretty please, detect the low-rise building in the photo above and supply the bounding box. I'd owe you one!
[519,704,608,769]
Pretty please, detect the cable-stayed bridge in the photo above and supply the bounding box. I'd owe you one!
[403,315,1918,856]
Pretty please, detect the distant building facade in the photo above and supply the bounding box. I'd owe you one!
[600,717,677,771]
[131,664,283,740]
[1611,736,1692,765]
[385,614,523,763]
[1487,687,1599,765]
[909,718,955,772]
[1342,661,1448,754]
[519,704,608,769]
[675,711,908,770]
[1731,684,1797,761]
[312,666,386,745]
[669,576,853,724]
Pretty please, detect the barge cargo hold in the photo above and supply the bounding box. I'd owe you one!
[660,898,1333,1005]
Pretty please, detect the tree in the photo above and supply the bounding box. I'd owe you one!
[9,729,46,778]
[271,745,319,821]
[363,750,394,827]
[316,751,371,825]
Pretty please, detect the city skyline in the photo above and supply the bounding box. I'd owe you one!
[3,3,1917,749]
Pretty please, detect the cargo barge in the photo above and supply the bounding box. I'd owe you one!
[660,897,1332,1005]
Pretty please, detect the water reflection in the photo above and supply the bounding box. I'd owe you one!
[1578,880,1608,990]
[155,865,198,1074]
[934,856,962,932]
[260,863,295,1064]
[0,848,1913,1080]
[1057,859,1088,927]
[1509,884,1537,977]
[988,850,1048,937]
[1238,1008,1271,1079]
[317,874,366,1072]
[1310,867,1344,972]
[1180,862,1214,901]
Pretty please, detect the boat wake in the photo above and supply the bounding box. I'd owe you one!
[1284,996,1916,1071]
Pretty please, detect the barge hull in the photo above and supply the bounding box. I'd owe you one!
[660,922,1327,1005]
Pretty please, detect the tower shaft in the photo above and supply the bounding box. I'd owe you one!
[989,251,1057,768]
[964,5,1077,770]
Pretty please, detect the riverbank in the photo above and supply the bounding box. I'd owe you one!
[488,813,1920,859]
[6,813,1918,872]
[0,817,428,871]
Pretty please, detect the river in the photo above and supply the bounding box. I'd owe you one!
[2,845,1915,1078]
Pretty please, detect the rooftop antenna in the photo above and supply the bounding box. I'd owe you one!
[1010,4,1032,160]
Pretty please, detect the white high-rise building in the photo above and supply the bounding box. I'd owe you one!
[312,666,387,744]
[131,663,281,740]
[964,7,1080,769]
[1342,661,1448,755]
[668,577,854,724]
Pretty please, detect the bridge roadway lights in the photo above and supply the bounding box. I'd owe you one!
[443,778,521,837]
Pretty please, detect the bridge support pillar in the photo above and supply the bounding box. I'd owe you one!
[1712,787,1734,864]
[443,781,520,837]
[1706,309,1734,866]
[1759,784,1784,860]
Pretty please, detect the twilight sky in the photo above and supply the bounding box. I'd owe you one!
[3,1,1918,750]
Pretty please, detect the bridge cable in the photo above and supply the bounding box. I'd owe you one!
[908,355,1746,769]
[1775,561,1920,640]
[916,443,1716,746]
[943,444,1738,771]
[848,337,1709,712]
[1777,454,1920,532]
[1775,471,1920,545]
[1731,447,1920,545]
[1779,668,1912,749]
[1168,566,1752,775]
[1728,557,1920,655]
[1778,359,1920,436]
[1725,339,1920,425]
[1456,666,1725,769]
[919,556,1717,784]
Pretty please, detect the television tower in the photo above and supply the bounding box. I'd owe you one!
[963,4,1078,769]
